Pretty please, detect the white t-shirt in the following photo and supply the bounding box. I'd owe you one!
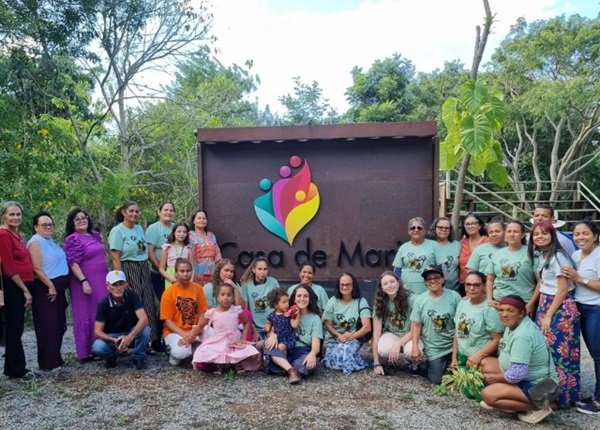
[537,252,575,296]
[573,246,600,305]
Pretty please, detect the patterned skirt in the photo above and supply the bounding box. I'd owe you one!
[322,339,368,375]
[535,292,581,406]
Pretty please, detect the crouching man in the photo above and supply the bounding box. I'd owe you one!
[92,270,151,370]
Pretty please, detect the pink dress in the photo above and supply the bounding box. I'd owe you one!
[193,305,259,365]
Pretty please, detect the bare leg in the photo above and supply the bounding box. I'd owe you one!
[270,355,292,372]
[481,383,534,412]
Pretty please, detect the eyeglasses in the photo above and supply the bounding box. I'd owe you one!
[409,226,424,231]
[464,282,483,288]
[425,276,443,283]
[436,226,450,230]
[39,223,54,228]
[465,222,480,227]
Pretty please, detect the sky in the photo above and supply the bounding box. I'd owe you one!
[207,0,599,115]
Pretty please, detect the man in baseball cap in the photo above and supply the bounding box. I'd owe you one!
[91,271,150,370]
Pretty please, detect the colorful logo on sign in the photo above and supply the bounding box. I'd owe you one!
[254,155,320,246]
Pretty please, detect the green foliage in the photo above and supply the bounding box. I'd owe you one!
[440,80,508,187]
[433,366,485,398]
[345,53,416,122]
[278,77,339,125]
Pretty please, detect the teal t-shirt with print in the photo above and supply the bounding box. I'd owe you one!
[498,317,558,384]
[295,313,324,347]
[434,241,460,291]
[240,276,279,330]
[145,221,173,262]
[466,243,504,273]
[392,239,437,295]
[288,283,329,314]
[373,294,413,337]
[323,297,371,338]
[108,223,148,262]
[410,289,461,360]
[486,246,535,301]
[454,299,504,358]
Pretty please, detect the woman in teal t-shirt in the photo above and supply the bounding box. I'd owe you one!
[480,295,558,424]
[323,272,372,375]
[372,271,414,376]
[451,271,503,370]
[486,220,535,313]
[108,200,161,351]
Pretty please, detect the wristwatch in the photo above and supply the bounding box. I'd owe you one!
[583,279,590,286]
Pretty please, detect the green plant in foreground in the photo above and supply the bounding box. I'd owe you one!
[223,368,237,382]
[433,366,485,398]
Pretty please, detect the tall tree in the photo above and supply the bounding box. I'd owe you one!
[344,53,416,122]
[490,15,600,203]
[278,77,338,125]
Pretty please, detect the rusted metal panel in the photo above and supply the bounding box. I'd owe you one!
[197,123,437,282]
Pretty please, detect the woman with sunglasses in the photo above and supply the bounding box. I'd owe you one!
[392,217,436,295]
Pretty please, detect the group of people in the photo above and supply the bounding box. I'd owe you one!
[1,200,599,425]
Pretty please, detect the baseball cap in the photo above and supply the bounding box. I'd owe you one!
[421,265,445,279]
[106,270,127,284]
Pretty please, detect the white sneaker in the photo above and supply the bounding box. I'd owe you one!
[479,401,494,410]
[517,408,552,424]
[168,356,180,366]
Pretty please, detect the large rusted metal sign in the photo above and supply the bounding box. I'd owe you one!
[197,122,437,282]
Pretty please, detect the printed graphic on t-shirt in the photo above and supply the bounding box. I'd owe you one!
[252,293,268,312]
[176,296,198,326]
[456,312,473,338]
[427,309,454,332]
[407,253,427,271]
[390,312,407,331]
[500,259,521,279]
[335,313,356,332]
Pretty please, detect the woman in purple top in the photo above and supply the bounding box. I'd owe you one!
[63,208,109,362]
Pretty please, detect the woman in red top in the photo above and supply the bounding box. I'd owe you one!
[459,213,490,295]
[0,201,35,379]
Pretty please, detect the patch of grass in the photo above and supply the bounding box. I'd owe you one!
[223,368,237,382]
[115,415,130,426]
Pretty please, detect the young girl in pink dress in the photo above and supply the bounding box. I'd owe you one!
[192,284,261,374]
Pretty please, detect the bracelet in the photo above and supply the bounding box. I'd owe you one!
[374,363,383,368]
[80,278,88,283]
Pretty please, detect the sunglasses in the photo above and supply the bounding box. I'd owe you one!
[409,226,424,231]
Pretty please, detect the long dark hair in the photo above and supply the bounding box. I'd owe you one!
[167,222,190,245]
[290,283,321,315]
[65,207,93,237]
[115,200,138,223]
[373,271,409,322]
[527,221,572,269]
[334,272,362,299]
[461,212,487,238]
[240,256,269,284]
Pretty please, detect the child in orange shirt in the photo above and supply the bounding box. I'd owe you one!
[160,258,208,366]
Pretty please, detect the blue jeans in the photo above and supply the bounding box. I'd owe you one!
[92,326,151,361]
[578,303,600,400]
[427,353,451,384]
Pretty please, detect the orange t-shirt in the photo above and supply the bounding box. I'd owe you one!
[459,236,491,284]
[160,282,208,337]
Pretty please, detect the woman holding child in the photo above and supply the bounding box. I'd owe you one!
[263,284,323,384]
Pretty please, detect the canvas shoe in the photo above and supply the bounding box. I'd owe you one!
[133,358,148,370]
[576,401,600,415]
[517,408,552,424]
[168,356,181,366]
[104,357,117,369]
[479,401,494,410]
